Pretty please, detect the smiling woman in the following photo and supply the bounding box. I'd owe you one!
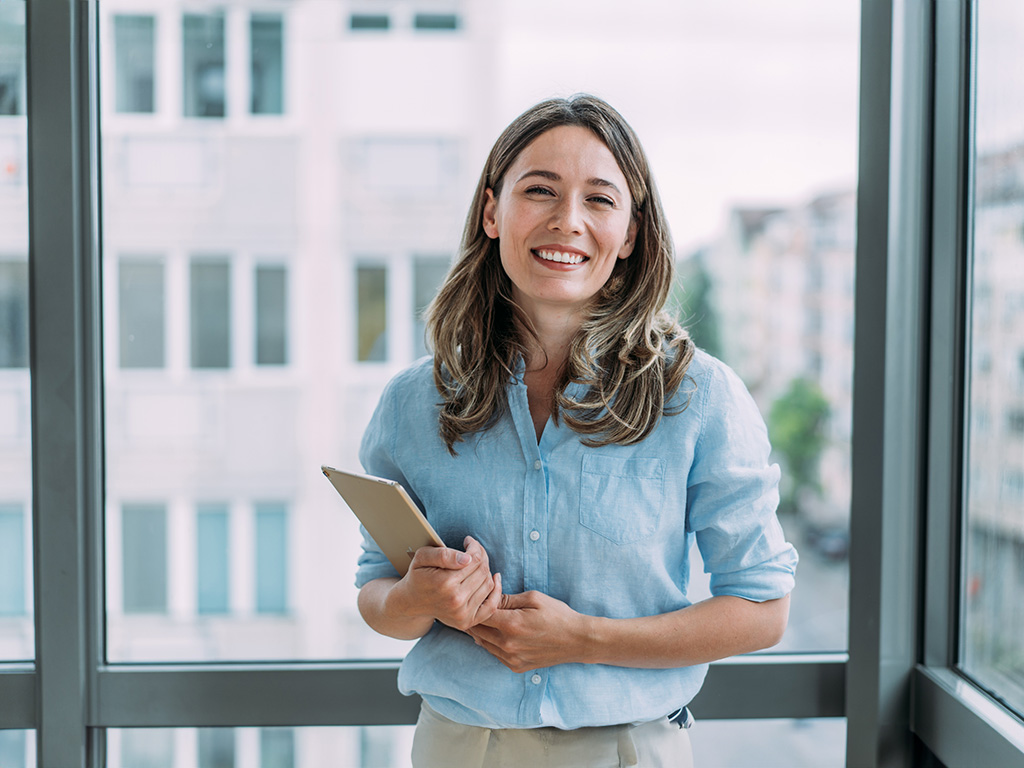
[355,94,797,768]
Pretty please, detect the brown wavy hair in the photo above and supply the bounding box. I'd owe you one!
[426,94,694,454]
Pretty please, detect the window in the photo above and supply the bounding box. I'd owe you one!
[356,264,387,362]
[412,255,448,358]
[198,729,235,768]
[197,504,230,615]
[120,729,173,768]
[122,504,167,614]
[190,258,231,369]
[250,15,283,115]
[119,258,165,369]
[0,260,28,368]
[113,15,155,114]
[960,0,1024,720]
[0,504,25,616]
[413,13,459,31]
[260,728,294,768]
[255,265,287,365]
[255,503,287,614]
[0,731,27,768]
[183,13,225,118]
[0,2,25,116]
[349,14,389,31]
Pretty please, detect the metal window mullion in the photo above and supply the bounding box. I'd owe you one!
[920,0,972,675]
[846,1,934,766]
[91,657,846,728]
[27,0,104,764]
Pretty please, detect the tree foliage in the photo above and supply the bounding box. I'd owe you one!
[768,377,831,515]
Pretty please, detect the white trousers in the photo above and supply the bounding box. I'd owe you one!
[410,701,694,768]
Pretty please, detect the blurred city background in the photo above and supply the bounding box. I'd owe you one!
[0,0,1021,766]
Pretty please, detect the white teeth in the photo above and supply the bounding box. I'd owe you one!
[535,249,586,264]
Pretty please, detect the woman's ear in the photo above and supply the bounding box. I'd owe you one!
[482,188,499,240]
[618,215,639,259]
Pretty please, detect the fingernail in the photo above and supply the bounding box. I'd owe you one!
[456,552,470,565]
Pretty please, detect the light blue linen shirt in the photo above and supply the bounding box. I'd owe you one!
[355,348,797,730]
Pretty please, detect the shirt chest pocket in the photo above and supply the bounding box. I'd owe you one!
[578,455,666,544]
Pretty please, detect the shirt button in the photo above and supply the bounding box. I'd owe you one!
[529,530,540,541]
[533,459,542,470]
[531,674,542,685]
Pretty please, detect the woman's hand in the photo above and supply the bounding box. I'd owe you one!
[467,591,592,673]
[359,536,503,639]
[394,535,503,631]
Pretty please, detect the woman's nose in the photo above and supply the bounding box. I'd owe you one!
[549,197,584,234]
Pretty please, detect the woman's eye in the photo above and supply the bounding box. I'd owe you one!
[589,195,615,206]
[525,185,554,196]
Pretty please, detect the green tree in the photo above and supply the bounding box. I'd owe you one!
[768,377,831,516]
[671,249,722,358]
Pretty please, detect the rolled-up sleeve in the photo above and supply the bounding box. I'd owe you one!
[686,363,798,602]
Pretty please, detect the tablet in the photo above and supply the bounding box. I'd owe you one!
[321,465,445,577]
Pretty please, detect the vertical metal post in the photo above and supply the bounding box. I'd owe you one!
[26,0,103,763]
[847,0,934,765]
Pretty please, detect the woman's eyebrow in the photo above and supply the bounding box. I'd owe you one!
[516,169,623,195]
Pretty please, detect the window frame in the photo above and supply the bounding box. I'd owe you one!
[10,0,1024,766]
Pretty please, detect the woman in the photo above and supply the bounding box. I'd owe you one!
[356,94,797,767]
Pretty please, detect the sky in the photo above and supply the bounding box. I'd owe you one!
[487,0,862,251]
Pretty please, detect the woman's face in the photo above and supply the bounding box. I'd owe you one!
[482,125,637,326]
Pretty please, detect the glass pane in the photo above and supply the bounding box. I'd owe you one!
[961,0,1024,717]
[250,15,283,115]
[122,504,167,614]
[255,265,287,365]
[356,265,387,363]
[254,503,288,614]
[0,0,32,663]
[104,722,842,767]
[102,0,856,664]
[183,13,225,118]
[106,727,410,768]
[197,728,234,768]
[412,256,449,359]
[119,258,165,368]
[113,15,155,113]
[0,730,36,768]
[197,504,230,615]
[691,719,845,767]
[191,259,231,369]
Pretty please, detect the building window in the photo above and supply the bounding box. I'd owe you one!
[0,260,28,368]
[113,14,156,114]
[197,505,230,615]
[349,13,390,31]
[121,729,173,768]
[413,12,459,31]
[412,256,448,358]
[119,258,165,369]
[0,730,25,768]
[356,264,387,362]
[250,14,283,115]
[0,2,25,116]
[255,503,287,614]
[198,729,235,768]
[0,504,25,616]
[190,258,231,369]
[183,13,226,118]
[255,265,287,365]
[260,728,294,768]
[122,504,167,614]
